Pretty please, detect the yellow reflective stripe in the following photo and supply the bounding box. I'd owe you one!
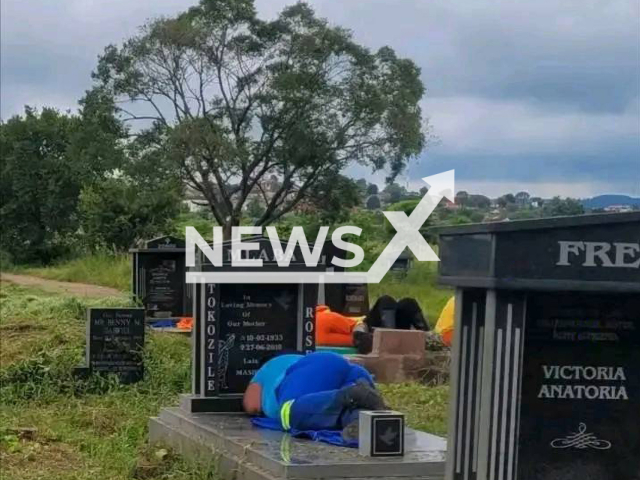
[280,400,294,431]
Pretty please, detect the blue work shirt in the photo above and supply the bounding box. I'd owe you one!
[250,354,303,419]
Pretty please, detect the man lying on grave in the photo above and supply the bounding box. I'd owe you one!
[315,305,367,347]
[243,351,386,445]
[352,295,430,353]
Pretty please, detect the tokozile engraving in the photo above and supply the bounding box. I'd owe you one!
[537,365,629,400]
[556,241,640,268]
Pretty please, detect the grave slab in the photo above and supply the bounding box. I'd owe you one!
[149,408,446,480]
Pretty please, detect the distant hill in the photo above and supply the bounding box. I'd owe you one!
[582,195,640,209]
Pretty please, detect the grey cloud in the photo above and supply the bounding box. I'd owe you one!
[267,0,640,114]
[1,0,638,195]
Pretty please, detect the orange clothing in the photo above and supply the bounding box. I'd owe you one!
[176,317,193,331]
[315,305,359,347]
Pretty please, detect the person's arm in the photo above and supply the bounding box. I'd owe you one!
[243,382,262,415]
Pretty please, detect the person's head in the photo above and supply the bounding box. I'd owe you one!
[365,295,397,330]
[397,298,429,331]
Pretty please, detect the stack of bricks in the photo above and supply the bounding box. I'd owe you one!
[349,328,450,384]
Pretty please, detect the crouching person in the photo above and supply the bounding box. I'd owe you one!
[243,352,385,442]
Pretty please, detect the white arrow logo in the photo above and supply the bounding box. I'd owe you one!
[366,170,454,283]
[186,170,454,284]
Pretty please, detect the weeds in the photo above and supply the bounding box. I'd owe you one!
[0,274,450,479]
[24,252,131,291]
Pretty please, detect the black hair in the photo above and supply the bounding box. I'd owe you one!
[396,297,429,331]
[364,295,398,330]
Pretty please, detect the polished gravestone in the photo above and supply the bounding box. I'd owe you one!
[149,409,446,480]
[130,236,193,319]
[182,236,321,413]
[82,307,145,383]
[152,236,447,479]
[325,283,370,316]
[438,212,640,480]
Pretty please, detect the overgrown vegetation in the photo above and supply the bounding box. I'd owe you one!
[24,252,131,291]
[0,283,449,479]
[18,244,452,324]
[0,284,206,479]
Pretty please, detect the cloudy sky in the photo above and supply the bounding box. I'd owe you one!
[2,0,639,198]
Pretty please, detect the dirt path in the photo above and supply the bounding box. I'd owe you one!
[0,273,126,298]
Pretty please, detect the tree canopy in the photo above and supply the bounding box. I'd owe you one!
[0,104,125,263]
[0,103,183,263]
[92,0,427,235]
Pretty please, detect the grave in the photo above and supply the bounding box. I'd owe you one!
[130,236,193,320]
[181,235,323,413]
[78,307,145,383]
[437,212,640,480]
[390,249,412,274]
[324,283,370,316]
[350,328,450,384]
[151,235,448,479]
[323,239,369,316]
[149,409,446,480]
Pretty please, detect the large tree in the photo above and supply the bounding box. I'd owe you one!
[0,102,122,263]
[93,0,426,235]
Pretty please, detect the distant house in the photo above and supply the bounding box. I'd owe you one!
[604,204,633,213]
[443,198,459,210]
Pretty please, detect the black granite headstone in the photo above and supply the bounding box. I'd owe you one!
[85,308,145,384]
[130,236,193,319]
[217,284,299,393]
[325,283,370,316]
[517,292,639,480]
[437,212,640,480]
[182,236,321,413]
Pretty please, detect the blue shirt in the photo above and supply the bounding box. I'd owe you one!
[250,354,303,419]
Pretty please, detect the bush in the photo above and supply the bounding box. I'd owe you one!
[0,249,14,271]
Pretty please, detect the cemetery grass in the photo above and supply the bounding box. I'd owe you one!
[0,284,450,479]
[0,284,219,479]
[23,252,130,292]
[20,252,453,325]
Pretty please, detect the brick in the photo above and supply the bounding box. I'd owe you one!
[372,329,427,357]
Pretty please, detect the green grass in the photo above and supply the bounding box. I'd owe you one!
[379,383,449,436]
[0,282,450,479]
[24,252,131,291]
[0,284,217,479]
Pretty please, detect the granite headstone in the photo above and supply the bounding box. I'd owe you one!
[182,236,321,413]
[130,236,193,319]
[85,307,145,384]
[437,212,640,480]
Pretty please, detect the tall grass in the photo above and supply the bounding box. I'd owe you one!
[0,284,216,479]
[25,252,131,291]
[19,248,453,325]
[0,283,449,479]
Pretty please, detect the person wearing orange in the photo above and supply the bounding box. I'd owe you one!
[315,305,364,347]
